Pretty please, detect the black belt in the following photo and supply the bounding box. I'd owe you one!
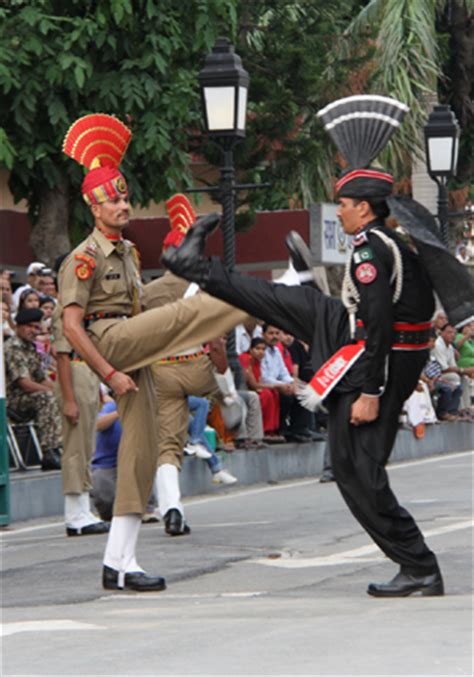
[356,320,432,348]
[84,312,130,328]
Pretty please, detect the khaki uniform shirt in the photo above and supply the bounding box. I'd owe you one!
[4,336,46,400]
[58,228,142,339]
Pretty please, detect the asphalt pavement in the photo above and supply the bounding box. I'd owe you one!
[1,450,473,676]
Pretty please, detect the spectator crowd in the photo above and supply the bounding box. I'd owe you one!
[2,261,473,520]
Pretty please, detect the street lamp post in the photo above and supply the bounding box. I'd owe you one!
[197,38,249,379]
[424,104,460,247]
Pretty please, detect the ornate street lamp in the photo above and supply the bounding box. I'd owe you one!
[424,104,460,247]
[198,37,249,140]
[196,38,249,381]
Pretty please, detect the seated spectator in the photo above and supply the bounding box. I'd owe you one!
[432,323,470,421]
[235,318,263,355]
[3,308,62,470]
[36,295,57,376]
[401,380,438,439]
[0,272,15,314]
[455,243,470,264]
[91,390,158,522]
[208,336,266,450]
[1,299,14,341]
[260,323,312,442]
[18,288,41,311]
[277,331,295,375]
[36,268,57,299]
[240,337,282,441]
[186,396,237,484]
[11,261,46,309]
[433,309,448,335]
[288,337,327,438]
[39,295,56,326]
[455,320,474,416]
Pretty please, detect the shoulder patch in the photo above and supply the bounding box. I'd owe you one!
[353,246,374,264]
[355,262,377,284]
[75,253,97,269]
[75,262,93,280]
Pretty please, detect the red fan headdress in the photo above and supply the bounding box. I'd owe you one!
[63,114,132,205]
[162,194,197,251]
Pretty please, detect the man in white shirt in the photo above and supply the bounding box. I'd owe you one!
[432,323,465,420]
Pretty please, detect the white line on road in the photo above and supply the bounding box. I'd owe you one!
[1,620,105,637]
[2,451,471,538]
[98,591,267,602]
[253,519,474,568]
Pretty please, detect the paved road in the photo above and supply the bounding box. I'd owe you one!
[2,451,473,676]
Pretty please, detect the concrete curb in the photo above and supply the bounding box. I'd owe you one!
[7,422,473,523]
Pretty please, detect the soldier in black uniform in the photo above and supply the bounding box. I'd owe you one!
[163,96,446,597]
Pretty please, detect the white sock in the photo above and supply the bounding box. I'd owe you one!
[103,514,144,575]
[80,492,102,524]
[64,493,94,529]
[156,464,183,518]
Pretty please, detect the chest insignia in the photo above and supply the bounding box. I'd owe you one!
[105,273,121,280]
[353,247,374,264]
[352,232,369,248]
[355,262,377,284]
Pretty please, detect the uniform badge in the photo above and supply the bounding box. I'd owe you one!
[75,262,92,280]
[355,262,377,284]
[116,177,127,193]
[353,247,374,264]
[352,232,368,248]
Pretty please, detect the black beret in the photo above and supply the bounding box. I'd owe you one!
[15,308,44,325]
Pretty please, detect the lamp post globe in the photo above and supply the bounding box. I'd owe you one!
[424,105,460,247]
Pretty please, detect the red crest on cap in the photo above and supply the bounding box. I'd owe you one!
[163,194,197,251]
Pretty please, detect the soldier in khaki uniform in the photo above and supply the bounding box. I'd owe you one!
[53,305,109,536]
[61,114,247,592]
[144,195,239,536]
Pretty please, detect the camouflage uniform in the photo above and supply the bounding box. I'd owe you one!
[4,335,62,450]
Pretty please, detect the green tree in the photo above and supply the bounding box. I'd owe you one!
[344,0,473,187]
[0,0,237,263]
[212,0,366,222]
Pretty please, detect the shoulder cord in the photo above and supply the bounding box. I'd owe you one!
[341,229,404,340]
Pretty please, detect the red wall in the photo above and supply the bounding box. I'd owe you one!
[1,208,309,272]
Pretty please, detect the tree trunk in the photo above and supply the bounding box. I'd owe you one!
[30,175,71,266]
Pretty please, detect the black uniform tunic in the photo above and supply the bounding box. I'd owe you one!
[200,219,439,575]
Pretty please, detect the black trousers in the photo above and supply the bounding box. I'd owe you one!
[328,351,438,575]
[203,258,439,575]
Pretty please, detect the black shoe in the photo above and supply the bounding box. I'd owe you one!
[367,570,444,598]
[307,429,327,441]
[41,448,61,471]
[285,432,312,443]
[66,522,110,537]
[102,565,166,592]
[161,212,220,284]
[319,471,335,483]
[285,231,318,287]
[164,508,191,536]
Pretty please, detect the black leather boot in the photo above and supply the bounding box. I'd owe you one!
[367,569,444,597]
[161,212,220,285]
[41,448,61,471]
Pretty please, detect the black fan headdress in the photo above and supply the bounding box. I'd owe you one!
[317,95,409,198]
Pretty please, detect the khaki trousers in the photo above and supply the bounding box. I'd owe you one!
[89,293,248,515]
[153,356,220,468]
[56,361,100,494]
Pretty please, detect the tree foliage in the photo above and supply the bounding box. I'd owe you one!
[222,0,366,217]
[0,0,237,247]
